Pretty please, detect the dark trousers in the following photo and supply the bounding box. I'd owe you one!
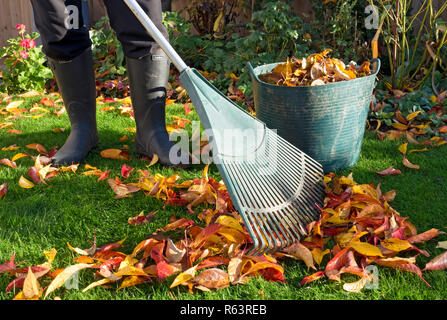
[30,0,168,61]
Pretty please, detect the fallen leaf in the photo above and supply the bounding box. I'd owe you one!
[170,265,198,288]
[343,275,369,293]
[349,241,384,257]
[407,228,441,244]
[375,167,401,177]
[381,238,412,252]
[18,176,35,189]
[299,271,326,286]
[128,211,157,226]
[11,153,29,162]
[402,157,420,170]
[147,154,159,168]
[23,267,43,299]
[0,183,8,199]
[67,234,96,256]
[121,164,134,179]
[0,158,17,168]
[193,268,230,290]
[100,149,130,160]
[44,264,93,299]
[26,143,47,155]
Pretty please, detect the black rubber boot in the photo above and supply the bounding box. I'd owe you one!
[127,49,190,168]
[48,49,98,166]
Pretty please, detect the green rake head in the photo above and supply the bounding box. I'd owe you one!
[180,68,325,255]
[122,0,325,255]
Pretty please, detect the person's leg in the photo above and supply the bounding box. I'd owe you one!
[30,0,98,166]
[104,0,189,167]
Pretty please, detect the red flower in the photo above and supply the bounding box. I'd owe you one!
[19,51,29,59]
[20,39,35,49]
[16,24,26,31]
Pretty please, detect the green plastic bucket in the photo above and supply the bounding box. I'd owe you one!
[248,59,380,173]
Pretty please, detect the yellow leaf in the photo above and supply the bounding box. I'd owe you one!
[43,248,57,264]
[170,265,198,288]
[216,215,245,233]
[398,143,407,155]
[82,278,112,293]
[392,123,409,131]
[430,95,437,103]
[146,154,159,168]
[349,241,384,257]
[1,145,19,151]
[19,176,35,189]
[311,248,330,266]
[408,148,429,154]
[11,153,29,162]
[406,111,422,121]
[381,238,413,252]
[117,276,148,291]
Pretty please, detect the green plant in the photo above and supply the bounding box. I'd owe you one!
[309,0,372,62]
[0,24,53,94]
[372,0,447,90]
[90,16,126,82]
[166,1,311,99]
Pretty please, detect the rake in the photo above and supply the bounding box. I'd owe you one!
[124,0,325,255]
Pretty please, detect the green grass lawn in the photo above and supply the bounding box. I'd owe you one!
[0,94,446,300]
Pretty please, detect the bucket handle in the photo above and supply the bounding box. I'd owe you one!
[370,58,381,75]
[247,61,261,84]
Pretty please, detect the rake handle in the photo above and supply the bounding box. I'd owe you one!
[123,0,188,72]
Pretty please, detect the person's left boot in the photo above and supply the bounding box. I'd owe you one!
[127,49,190,168]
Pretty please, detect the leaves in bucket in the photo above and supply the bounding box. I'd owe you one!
[258,49,372,87]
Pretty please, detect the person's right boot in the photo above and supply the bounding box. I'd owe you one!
[48,48,98,166]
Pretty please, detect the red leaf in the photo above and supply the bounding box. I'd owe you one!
[128,211,157,226]
[97,169,111,181]
[299,271,325,286]
[156,260,176,281]
[27,167,41,184]
[121,164,134,179]
[0,253,16,274]
[196,257,230,271]
[375,166,402,177]
[0,183,7,199]
[184,103,192,116]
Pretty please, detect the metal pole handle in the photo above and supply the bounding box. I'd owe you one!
[123,0,188,72]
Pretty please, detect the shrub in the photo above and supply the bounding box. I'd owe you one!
[0,24,53,94]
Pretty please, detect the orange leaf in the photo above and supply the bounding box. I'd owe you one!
[26,143,47,155]
[407,228,441,244]
[100,149,130,160]
[193,268,230,290]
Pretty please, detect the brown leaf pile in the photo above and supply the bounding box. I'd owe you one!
[259,49,372,87]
